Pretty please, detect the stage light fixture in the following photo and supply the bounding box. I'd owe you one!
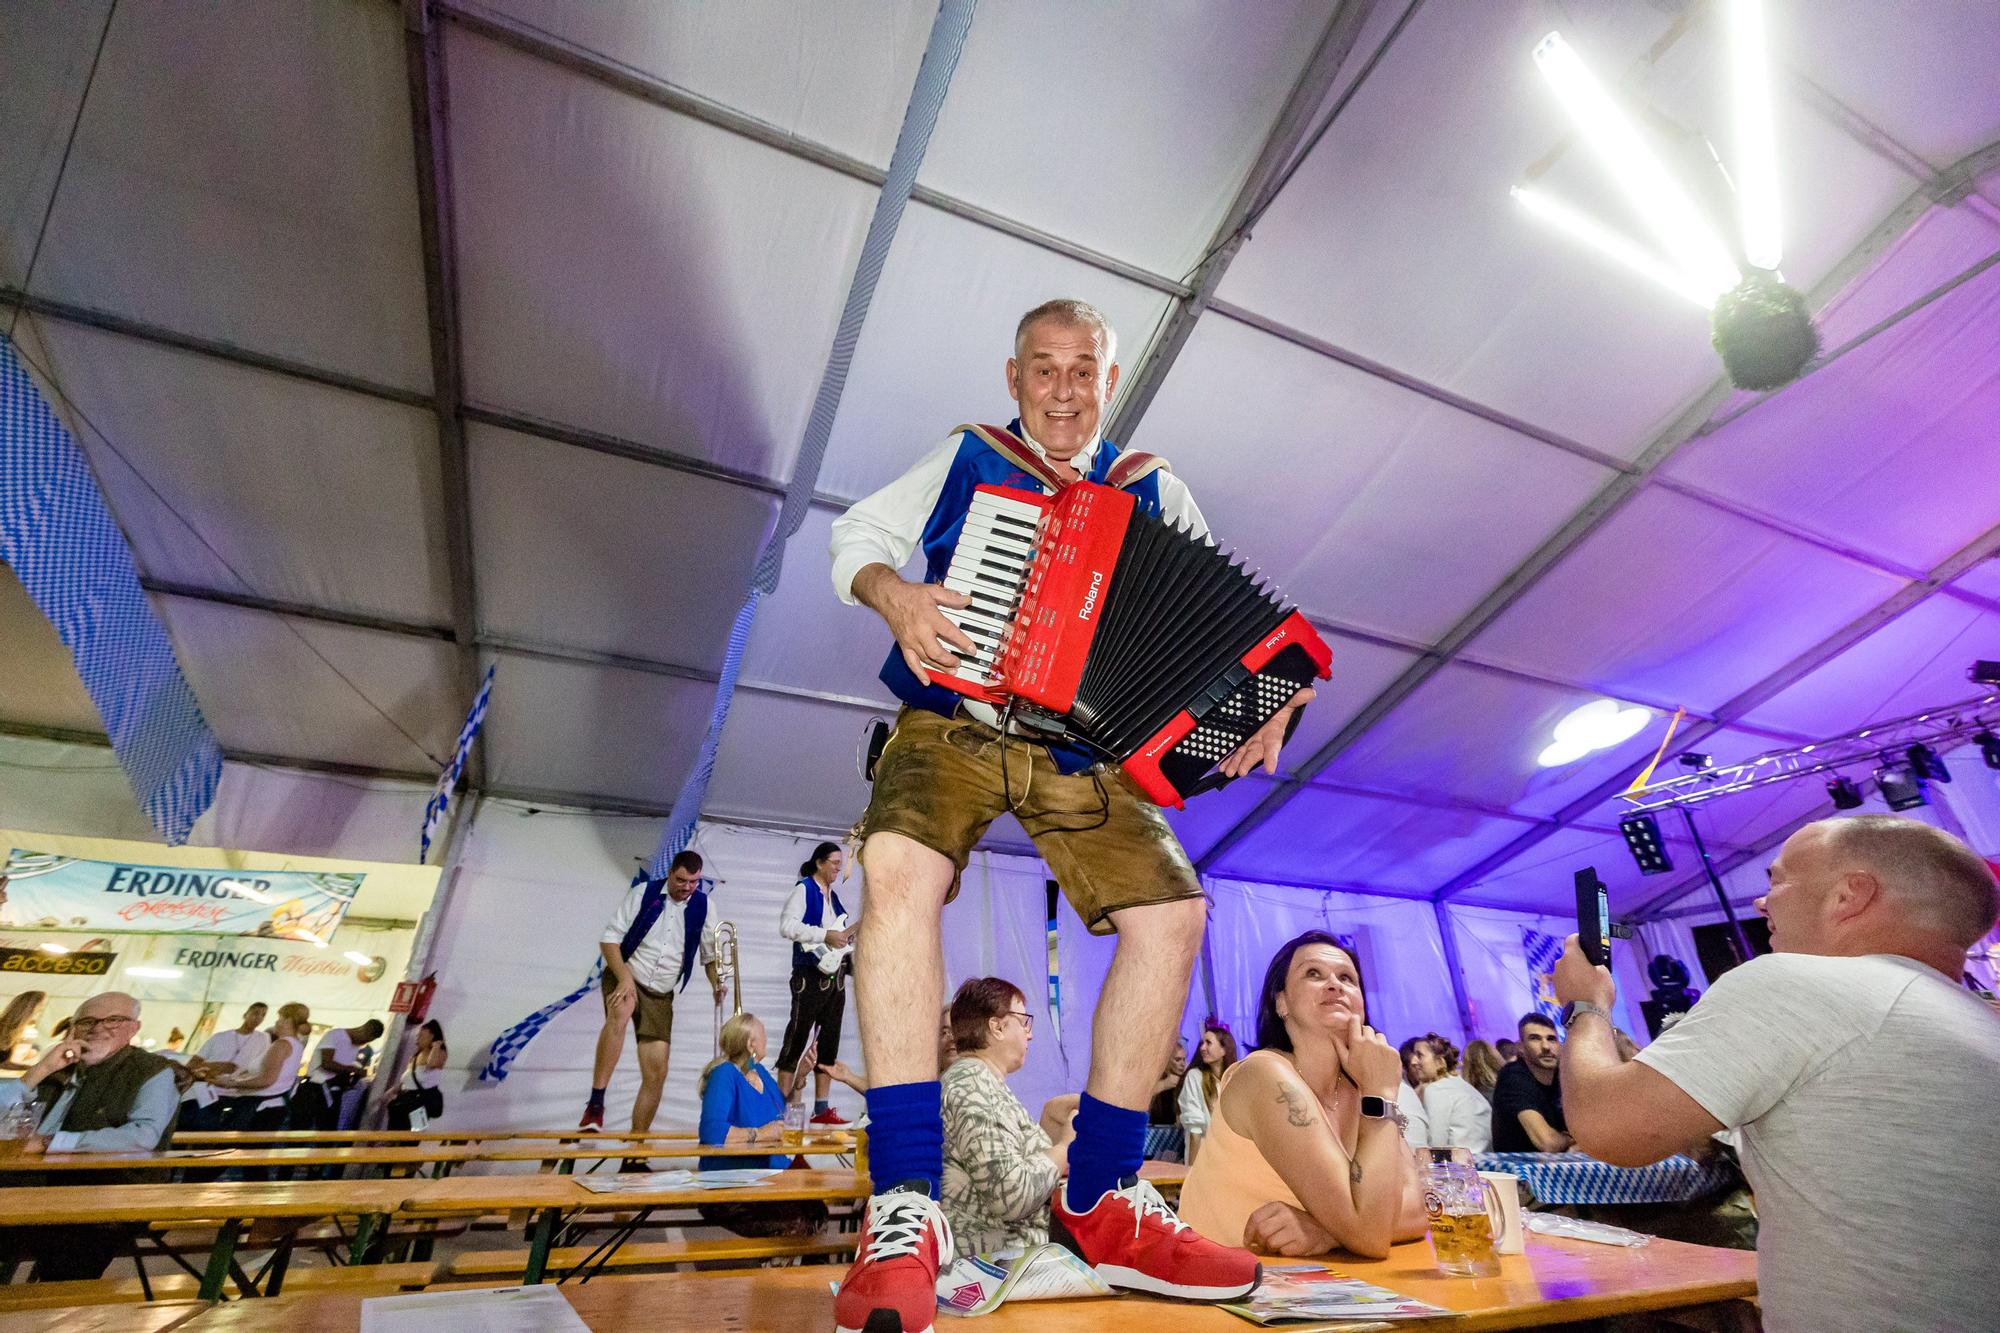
[1969,660,2000,686]
[1679,752,1715,771]
[1539,698,1653,767]
[1826,776,1865,810]
[1620,813,1675,875]
[1976,731,2000,771]
[1874,765,1928,812]
[1906,743,1952,784]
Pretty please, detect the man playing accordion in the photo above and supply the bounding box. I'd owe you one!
[826,299,1311,1333]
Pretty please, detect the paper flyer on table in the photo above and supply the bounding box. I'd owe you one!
[1218,1264,1445,1325]
[360,1284,589,1333]
[934,1243,1112,1316]
[576,1170,694,1193]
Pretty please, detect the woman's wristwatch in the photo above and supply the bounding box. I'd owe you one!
[1358,1095,1407,1131]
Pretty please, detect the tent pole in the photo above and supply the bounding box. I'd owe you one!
[1678,805,1754,963]
[1431,900,1476,1041]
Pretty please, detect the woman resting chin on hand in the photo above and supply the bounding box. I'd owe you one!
[1176,932,1427,1259]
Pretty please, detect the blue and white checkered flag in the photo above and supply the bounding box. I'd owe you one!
[420,663,494,863]
[0,336,222,844]
[1521,928,1567,1034]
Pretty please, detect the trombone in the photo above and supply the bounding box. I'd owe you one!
[713,919,742,1051]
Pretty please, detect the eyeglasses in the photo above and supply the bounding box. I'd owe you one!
[1004,1010,1035,1032]
[70,1016,138,1034]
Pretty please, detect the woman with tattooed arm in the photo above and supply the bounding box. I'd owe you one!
[1177,932,1427,1258]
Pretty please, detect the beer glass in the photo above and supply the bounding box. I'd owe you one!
[1423,1151,1507,1277]
[0,1101,39,1159]
[782,1099,808,1149]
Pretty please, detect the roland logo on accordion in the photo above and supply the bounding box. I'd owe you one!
[931,481,1332,808]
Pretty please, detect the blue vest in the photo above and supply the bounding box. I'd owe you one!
[619,882,709,992]
[878,421,1168,774]
[792,877,849,974]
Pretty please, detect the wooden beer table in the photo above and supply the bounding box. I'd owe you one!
[172,1129,700,1147]
[158,1233,1757,1330]
[396,1168,869,1285]
[473,1133,859,1173]
[0,1145,478,1177]
[0,1180,415,1301]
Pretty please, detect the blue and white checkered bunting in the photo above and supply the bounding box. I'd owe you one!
[0,336,222,845]
[420,663,494,863]
[1474,1151,1736,1205]
[1521,928,1567,1034]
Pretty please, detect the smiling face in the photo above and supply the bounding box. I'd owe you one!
[1756,824,1839,954]
[70,993,141,1066]
[817,849,843,883]
[1404,1040,1446,1086]
[1275,943,1365,1044]
[1006,317,1119,462]
[1198,1029,1224,1068]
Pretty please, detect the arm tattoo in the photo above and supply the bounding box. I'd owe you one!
[1275,1083,1315,1129]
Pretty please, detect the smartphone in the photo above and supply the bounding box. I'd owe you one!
[1575,866,1611,966]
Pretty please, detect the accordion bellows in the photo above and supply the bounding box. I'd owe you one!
[934,481,1332,807]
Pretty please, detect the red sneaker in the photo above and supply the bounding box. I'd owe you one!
[1050,1175,1260,1301]
[811,1107,851,1127]
[577,1103,605,1131]
[833,1187,952,1333]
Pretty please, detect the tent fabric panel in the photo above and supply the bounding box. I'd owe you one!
[1134,315,1613,642]
[814,202,1172,503]
[1785,3,2000,165]
[15,317,452,625]
[472,0,937,168]
[1663,261,2000,573]
[701,691,876,833]
[467,422,776,671]
[738,507,902,705]
[1212,784,1539,893]
[915,0,1330,276]
[0,0,115,287]
[446,27,879,487]
[1271,632,1427,777]
[1738,595,2000,738]
[1315,663,1667,821]
[1468,487,1909,712]
[1804,202,2000,356]
[13,0,432,393]
[478,652,715,807]
[1164,772,1285,866]
[0,561,104,734]
[155,599,463,775]
[1448,823,1701,918]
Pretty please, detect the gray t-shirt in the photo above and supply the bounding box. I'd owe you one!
[1636,952,2000,1333]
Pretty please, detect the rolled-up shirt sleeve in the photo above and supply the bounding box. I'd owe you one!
[828,435,960,605]
[47,1067,179,1152]
[600,883,645,947]
[1155,470,1208,541]
[1177,1069,1210,1135]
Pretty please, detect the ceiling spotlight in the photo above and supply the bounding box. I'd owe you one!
[1679,752,1715,771]
[1906,743,1952,784]
[1976,731,2000,771]
[1539,699,1653,768]
[1969,660,2000,686]
[1826,776,1865,810]
[1875,765,1929,812]
[1619,813,1675,876]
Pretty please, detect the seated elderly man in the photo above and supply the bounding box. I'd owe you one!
[1552,815,2000,1333]
[0,991,180,1280]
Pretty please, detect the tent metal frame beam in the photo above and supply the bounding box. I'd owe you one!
[1107,0,1381,442]
[1198,137,2000,881]
[404,0,486,785]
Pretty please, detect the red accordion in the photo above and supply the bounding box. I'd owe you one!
[931,478,1332,807]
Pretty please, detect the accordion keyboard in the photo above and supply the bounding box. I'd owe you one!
[937,488,1046,690]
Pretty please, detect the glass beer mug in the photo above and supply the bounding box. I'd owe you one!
[1423,1150,1508,1277]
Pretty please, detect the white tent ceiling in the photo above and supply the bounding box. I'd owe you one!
[4,0,1998,921]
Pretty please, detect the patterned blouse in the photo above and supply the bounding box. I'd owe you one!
[941,1055,1061,1256]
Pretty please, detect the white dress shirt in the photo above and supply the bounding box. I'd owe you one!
[600,886,722,993]
[1421,1073,1493,1153]
[778,878,852,947]
[187,1026,271,1108]
[828,426,1208,606]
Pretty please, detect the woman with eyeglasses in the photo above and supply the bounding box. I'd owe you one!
[939,977,1074,1256]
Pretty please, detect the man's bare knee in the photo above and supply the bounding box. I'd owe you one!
[1112,896,1206,953]
[858,833,954,916]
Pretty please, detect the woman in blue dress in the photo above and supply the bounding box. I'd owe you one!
[697,1012,827,1237]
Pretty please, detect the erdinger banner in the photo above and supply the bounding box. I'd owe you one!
[2,848,360,941]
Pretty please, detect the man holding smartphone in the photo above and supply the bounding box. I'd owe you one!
[1552,815,2000,1333]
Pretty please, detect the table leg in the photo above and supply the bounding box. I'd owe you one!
[351,1213,380,1264]
[264,1231,298,1297]
[199,1220,243,1302]
[523,1209,557,1285]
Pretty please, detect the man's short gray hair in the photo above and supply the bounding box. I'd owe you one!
[1014,298,1117,365]
[1817,814,2000,949]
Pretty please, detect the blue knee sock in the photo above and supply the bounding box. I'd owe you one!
[814,1099,830,1115]
[863,1080,943,1199]
[1065,1093,1146,1211]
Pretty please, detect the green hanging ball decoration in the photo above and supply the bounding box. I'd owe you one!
[1711,272,1818,391]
